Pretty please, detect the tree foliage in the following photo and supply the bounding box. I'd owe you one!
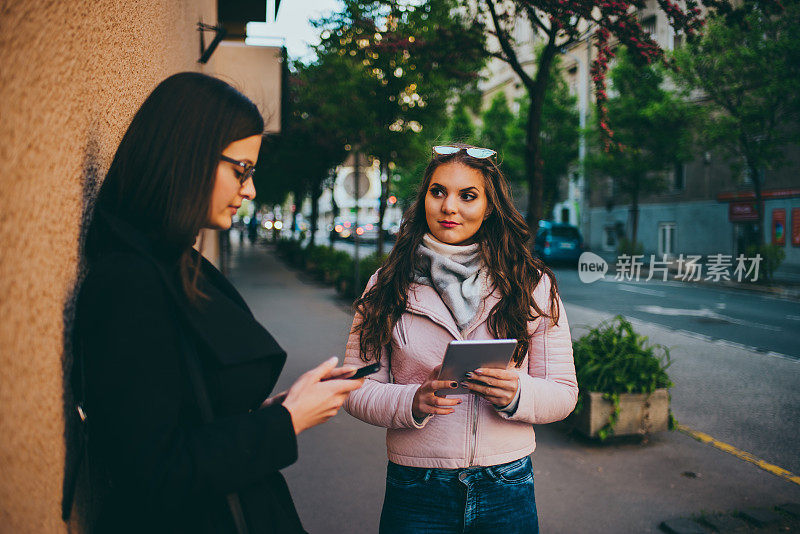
[255,62,349,242]
[468,0,780,241]
[313,0,487,254]
[446,99,479,143]
[672,2,800,245]
[590,47,693,245]
[502,60,579,219]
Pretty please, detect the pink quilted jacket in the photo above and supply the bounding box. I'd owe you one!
[343,271,578,469]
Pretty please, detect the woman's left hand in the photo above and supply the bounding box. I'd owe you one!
[462,368,519,409]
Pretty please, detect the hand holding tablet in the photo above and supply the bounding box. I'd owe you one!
[434,339,518,398]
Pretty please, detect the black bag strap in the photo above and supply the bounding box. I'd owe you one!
[177,323,251,534]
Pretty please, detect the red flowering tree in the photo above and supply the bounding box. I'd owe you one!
[475,0,716,236]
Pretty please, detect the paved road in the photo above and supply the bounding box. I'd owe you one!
[295,234,800,358]
[227,240,800,533]
[552,265,800,359]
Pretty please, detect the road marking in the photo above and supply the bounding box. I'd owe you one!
[787,315,800,321]
[635,305,782,332]
[677,424,800,486]
[616,284,667,297]
[670,330,797,362]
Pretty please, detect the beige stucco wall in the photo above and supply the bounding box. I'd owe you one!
[214,42,284,133]
[0,1,217,531]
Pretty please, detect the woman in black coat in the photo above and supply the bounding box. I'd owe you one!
[70,72,363,533]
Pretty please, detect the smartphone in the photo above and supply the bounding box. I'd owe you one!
[322,362,381,381]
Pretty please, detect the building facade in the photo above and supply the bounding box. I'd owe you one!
[475,1,800,273]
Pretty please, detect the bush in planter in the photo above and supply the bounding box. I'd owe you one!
[745,243,786,283]
[333,252,389,299]
[276,238,302,261]
[572,315,673,440]
[617,237,644,257]
[321,250,352,284]
[304,243,331,278]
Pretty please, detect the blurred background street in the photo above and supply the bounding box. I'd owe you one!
[228,239,800,533]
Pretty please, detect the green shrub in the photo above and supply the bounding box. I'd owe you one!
[572,315,673,439]
[745,243,786,283]
[617,237,644,256]
[323,250,353,283]
[275,238,306,267]
[304,243,330,277]
[333,252,388,299]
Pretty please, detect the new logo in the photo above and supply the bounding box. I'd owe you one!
[578,252,608,284]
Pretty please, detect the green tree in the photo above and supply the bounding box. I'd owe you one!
[314,0,487,255]
[470,0,721,241]
[672,3,800,247]
[504,61,579,220]
[590,47,693,245]
[446,99,478,143]
[256,62,349,245]
[479,92,514,154]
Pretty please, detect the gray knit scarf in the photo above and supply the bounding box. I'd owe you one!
[414,234,490,332]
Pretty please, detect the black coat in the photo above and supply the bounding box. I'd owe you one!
[74,207,306,533]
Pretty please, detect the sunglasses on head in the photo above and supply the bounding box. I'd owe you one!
[432,145,497,160]
[220,155,256,186]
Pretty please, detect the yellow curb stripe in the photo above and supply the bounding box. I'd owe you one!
[677,424,800,486]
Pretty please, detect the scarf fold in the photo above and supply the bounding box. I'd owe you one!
[414,234,490,332]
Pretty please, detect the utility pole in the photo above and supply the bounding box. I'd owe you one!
[353,150,361,295]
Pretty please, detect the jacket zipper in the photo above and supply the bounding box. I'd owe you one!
[468,395,479,465]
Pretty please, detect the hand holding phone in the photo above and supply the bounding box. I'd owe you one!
[321,361,381,381]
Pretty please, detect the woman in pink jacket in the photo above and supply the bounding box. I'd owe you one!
[343,144,578,533]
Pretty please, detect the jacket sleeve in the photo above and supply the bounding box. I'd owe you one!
[78,256,298,511]
[496,273,578,424]
[342,272,425,429]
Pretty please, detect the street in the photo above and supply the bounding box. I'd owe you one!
[228,240,800,533]
[554,267,800,360]
[304,234,799,358]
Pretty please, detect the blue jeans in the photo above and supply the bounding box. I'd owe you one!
[379,456,538,534]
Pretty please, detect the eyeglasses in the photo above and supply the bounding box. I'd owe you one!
[220,155,256,185]
[432,145,497,160]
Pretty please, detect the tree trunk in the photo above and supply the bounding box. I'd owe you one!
[309,179,322,247]
[376,158,390,257]
[330,179,339,246]
[749,161,765,247]
[630,177,640,245]
[291,191,300,239]
[524,39,559,244]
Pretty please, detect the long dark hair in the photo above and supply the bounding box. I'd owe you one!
[354,144,560,367]
[93,72,264,301]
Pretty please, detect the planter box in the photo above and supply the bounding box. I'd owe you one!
[573,389,669,438]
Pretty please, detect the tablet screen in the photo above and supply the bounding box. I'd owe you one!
[434,339,517,397]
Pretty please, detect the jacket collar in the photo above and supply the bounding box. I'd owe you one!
[89,207,286,370]
[405,282,502,340]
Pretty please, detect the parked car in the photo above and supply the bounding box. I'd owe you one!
[534,221,584,264]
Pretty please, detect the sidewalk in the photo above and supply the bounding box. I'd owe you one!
[227,240,800,534]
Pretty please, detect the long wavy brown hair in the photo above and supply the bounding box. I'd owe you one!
[354,144,561,366]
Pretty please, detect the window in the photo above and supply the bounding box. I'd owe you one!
[641,15,657,38]
[658,222,676,257]
[603,227,617,251]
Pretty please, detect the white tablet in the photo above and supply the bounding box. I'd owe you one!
[434,339,518,397]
